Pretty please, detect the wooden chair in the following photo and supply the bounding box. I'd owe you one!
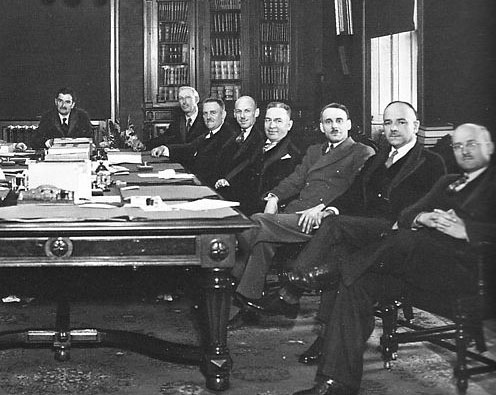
[377,242,496,392]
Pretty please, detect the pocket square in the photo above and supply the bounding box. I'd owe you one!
[280,154,292,160]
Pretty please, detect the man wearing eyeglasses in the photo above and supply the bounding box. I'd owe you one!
[32,87,93,149]
[292,123,495,395]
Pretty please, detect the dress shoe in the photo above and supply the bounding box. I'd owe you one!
[287,266,337,291]
[298,336,323,365]
[293,380,357,395]
[247,293,299,319]
[227,309,260,331]
[232,292,262,310]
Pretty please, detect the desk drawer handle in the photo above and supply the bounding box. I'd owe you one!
[209,239,229,261]
[44,237,73,258]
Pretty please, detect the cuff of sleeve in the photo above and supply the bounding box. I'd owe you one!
[412,212,425,229]
[264,193,279,202]
[322,206,339,216]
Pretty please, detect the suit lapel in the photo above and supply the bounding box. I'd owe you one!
[460,167,495,208]
[262,138,289,172]
[389,143,424,190]
[308,137,356,172]
[52,111,65,137]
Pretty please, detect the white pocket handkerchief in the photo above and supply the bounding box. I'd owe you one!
[280,154,292,160]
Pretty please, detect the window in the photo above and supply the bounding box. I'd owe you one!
[370,30,418,127]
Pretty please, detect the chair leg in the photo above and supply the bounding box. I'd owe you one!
[454,312,469,393]
[380,302,399,369]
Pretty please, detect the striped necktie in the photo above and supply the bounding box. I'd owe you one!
[384,149,398,168]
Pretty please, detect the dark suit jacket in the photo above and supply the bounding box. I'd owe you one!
[168,121,236,187]
[32,107,93,149]
[216,125,265,214]
[398,166,496,244]
[146,111,207,149]
[271,137,375,214]
[328,141,447,222]
[249,135,302,213]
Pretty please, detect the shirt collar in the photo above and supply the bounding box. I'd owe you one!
[389,137,417,162]
[465,166,488,183]
[208,123,223,137]
[59,113,69,123]
[185,109,198,123]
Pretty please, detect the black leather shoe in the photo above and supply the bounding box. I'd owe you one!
[293,380,357,395]
[287,266,337,291]
[298,336,323,365]
[247,293,299,319]
[232,292,261,310]
[227,310,260,331]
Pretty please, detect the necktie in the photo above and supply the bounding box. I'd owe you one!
[447,174,468,193]
[263,141,276,152]
[384,149,398,168]
[322,143,334,154]
[186,118,192,133]
[61,118,69,135]
[236,130,246,144]
[205,131,213,140]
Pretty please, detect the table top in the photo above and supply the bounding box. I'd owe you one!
[0,151,252,236]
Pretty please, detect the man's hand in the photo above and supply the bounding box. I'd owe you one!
[296,204,326,234]
[215,178,230,189]
[264,197,278,214]
[14,142,27,152]
[432,209,468,240]
[150,145,168,157]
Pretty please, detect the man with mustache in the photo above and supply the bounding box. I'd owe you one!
[252,101,447,366]
[293,123,495,395]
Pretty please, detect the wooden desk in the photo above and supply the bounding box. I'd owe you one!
[0,158,252,392]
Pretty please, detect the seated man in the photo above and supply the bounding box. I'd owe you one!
[230,103,375,327]
[150,97,236,188]
[214,96,265,215]
[253,101,447,365]
[146,85,206,148]
[32,87,93,149]
[293,123,496,395]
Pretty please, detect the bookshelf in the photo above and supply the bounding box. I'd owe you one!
[208,0,242,102]
[259,0,291,103]
[143,0,197,139]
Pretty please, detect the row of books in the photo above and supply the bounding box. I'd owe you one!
[2,125,38,144]
[158,1,189,22]
[210,37,240,58]
[159,22,189,43]
[159,44,187,64]
[262,0,289,22]
[210,0,241,10]
[210,84,241,102]
[260,87,290,102]
[159,64,189,86]
[158,86,183,102]
[211,60,240,80]
[260,65,290,85]
[261,44,290,63]
[211,11,240,33]
[260,22,289,42]
[417,124,454,147]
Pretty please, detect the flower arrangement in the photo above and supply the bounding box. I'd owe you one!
[100,115,145,152]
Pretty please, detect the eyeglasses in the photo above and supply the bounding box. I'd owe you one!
[451,141,489,151]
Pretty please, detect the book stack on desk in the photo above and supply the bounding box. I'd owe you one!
[417,124,454,147]
[44,138,93,161]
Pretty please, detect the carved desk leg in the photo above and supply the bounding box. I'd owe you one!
[200,268,233,392]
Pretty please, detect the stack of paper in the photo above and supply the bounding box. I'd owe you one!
[45,138,92,161]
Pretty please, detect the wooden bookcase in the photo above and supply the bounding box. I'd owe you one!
[259,0,291,104]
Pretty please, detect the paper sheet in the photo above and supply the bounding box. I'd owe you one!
[171,198,239,211]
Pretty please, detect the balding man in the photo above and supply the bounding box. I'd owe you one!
[215,96,265,215]
[293,123,496,395]
[146,86,207,148]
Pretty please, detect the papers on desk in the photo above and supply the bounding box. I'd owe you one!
[106,151,142,164]
[171,198,239,211]
[137,169,195,180]
[119,185,216,201]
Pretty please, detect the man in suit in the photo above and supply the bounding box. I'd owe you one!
[150,97,236,188]
[146,86,206,148]
[214,96,265,215]
[229,103,375,327]
[293,123,495,395]
[254,101,447,366]
[32,87,93,149]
